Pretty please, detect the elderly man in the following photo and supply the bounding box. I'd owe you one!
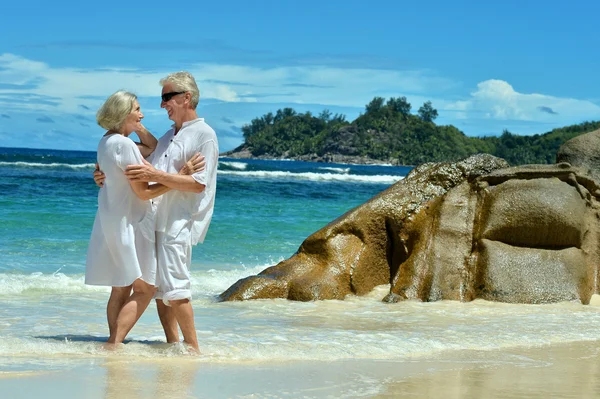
[95,71,218,352]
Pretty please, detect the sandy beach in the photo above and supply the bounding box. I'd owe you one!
[1,340,598,398]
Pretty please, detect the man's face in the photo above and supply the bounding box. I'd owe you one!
[160,83,186,122]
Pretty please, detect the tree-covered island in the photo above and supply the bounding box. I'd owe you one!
[223,96,600,166]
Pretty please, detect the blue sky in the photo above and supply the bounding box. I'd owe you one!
[1,0,599,152]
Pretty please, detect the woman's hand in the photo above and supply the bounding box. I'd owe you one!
[179,153,206,175]
[136,124,158,158]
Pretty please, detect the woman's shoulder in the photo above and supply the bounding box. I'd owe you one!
[111,134,136,145]
[104,134,139,151]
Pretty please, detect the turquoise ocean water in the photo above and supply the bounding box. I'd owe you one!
[0,146,405,274]
[2,146,600,396]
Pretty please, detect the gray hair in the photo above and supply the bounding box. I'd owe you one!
[160,71,200,109]
[96,91,137,131]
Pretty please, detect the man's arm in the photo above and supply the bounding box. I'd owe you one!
[135,124,158,158]
[125,160,205,193]
[93,153,206,189]
[129,181,171,201]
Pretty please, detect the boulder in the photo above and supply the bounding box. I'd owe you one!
[220,134,600,304]
[556,128,600,181]
[220,154,507,301]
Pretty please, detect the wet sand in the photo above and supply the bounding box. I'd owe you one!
[378,341,600,398]
[1,341,599,398]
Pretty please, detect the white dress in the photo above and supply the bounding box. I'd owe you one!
[85,134,156,287]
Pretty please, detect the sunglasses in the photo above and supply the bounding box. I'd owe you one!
[161,91,185,102]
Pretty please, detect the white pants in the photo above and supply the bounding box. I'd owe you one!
[154,227,193,306]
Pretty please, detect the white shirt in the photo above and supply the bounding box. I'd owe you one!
[149,118,219,245]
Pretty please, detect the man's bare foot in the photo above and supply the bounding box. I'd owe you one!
[103,342,122,351]
[183,341,200,355]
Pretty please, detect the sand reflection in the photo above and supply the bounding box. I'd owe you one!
[103,359,199,399]
[378,343,600,398]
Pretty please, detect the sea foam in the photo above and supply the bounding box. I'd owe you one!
[317,166,351,174]
[0,161,96,169]
[0,264,271,297]
[218,170,402,184]
[3,296,600,362]
[218,161,248,170]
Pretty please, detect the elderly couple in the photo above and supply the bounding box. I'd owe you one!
[85,71,218,353]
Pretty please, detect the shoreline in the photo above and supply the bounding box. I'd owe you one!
[220,148,404,166]
[2,340,599,398]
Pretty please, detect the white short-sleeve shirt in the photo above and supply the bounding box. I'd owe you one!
[149,118,219,245]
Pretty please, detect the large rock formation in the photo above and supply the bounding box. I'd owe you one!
[220,132,600,304]
[556,128,600,181]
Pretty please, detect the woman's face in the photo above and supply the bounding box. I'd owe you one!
[121,100,144,134]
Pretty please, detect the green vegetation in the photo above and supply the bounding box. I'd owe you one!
[234,97,600,166]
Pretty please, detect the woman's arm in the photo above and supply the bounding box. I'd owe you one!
[93,163,105,187]
[135,124,158,158]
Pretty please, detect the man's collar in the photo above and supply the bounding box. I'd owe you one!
[171,118,204,130]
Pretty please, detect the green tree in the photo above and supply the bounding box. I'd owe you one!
[235,97,600,167]
[319,109,332,122]
[263,112,274,125]
[387,96,411,116]
[365,97,385,114]
[331,113,347,123]
[418,101,438,122]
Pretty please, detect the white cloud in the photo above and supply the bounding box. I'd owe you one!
[3,54,599,128]
[0,53,47,79]
[0,53,456,116]
[2,53,600,149]
[445,79,600,122]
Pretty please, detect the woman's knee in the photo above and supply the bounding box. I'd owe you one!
[110,286,132,299]
[132,279,156,296]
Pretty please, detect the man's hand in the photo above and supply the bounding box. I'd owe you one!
[94,163,106,187]
[125,159,160,182]
[179,153,205,175]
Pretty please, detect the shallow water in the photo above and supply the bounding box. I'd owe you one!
[2,147,600,396]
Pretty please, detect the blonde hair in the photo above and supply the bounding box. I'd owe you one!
[96,91,137,131]
[160,71,200,109]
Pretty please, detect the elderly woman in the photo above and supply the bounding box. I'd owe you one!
[85,91,202,347]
